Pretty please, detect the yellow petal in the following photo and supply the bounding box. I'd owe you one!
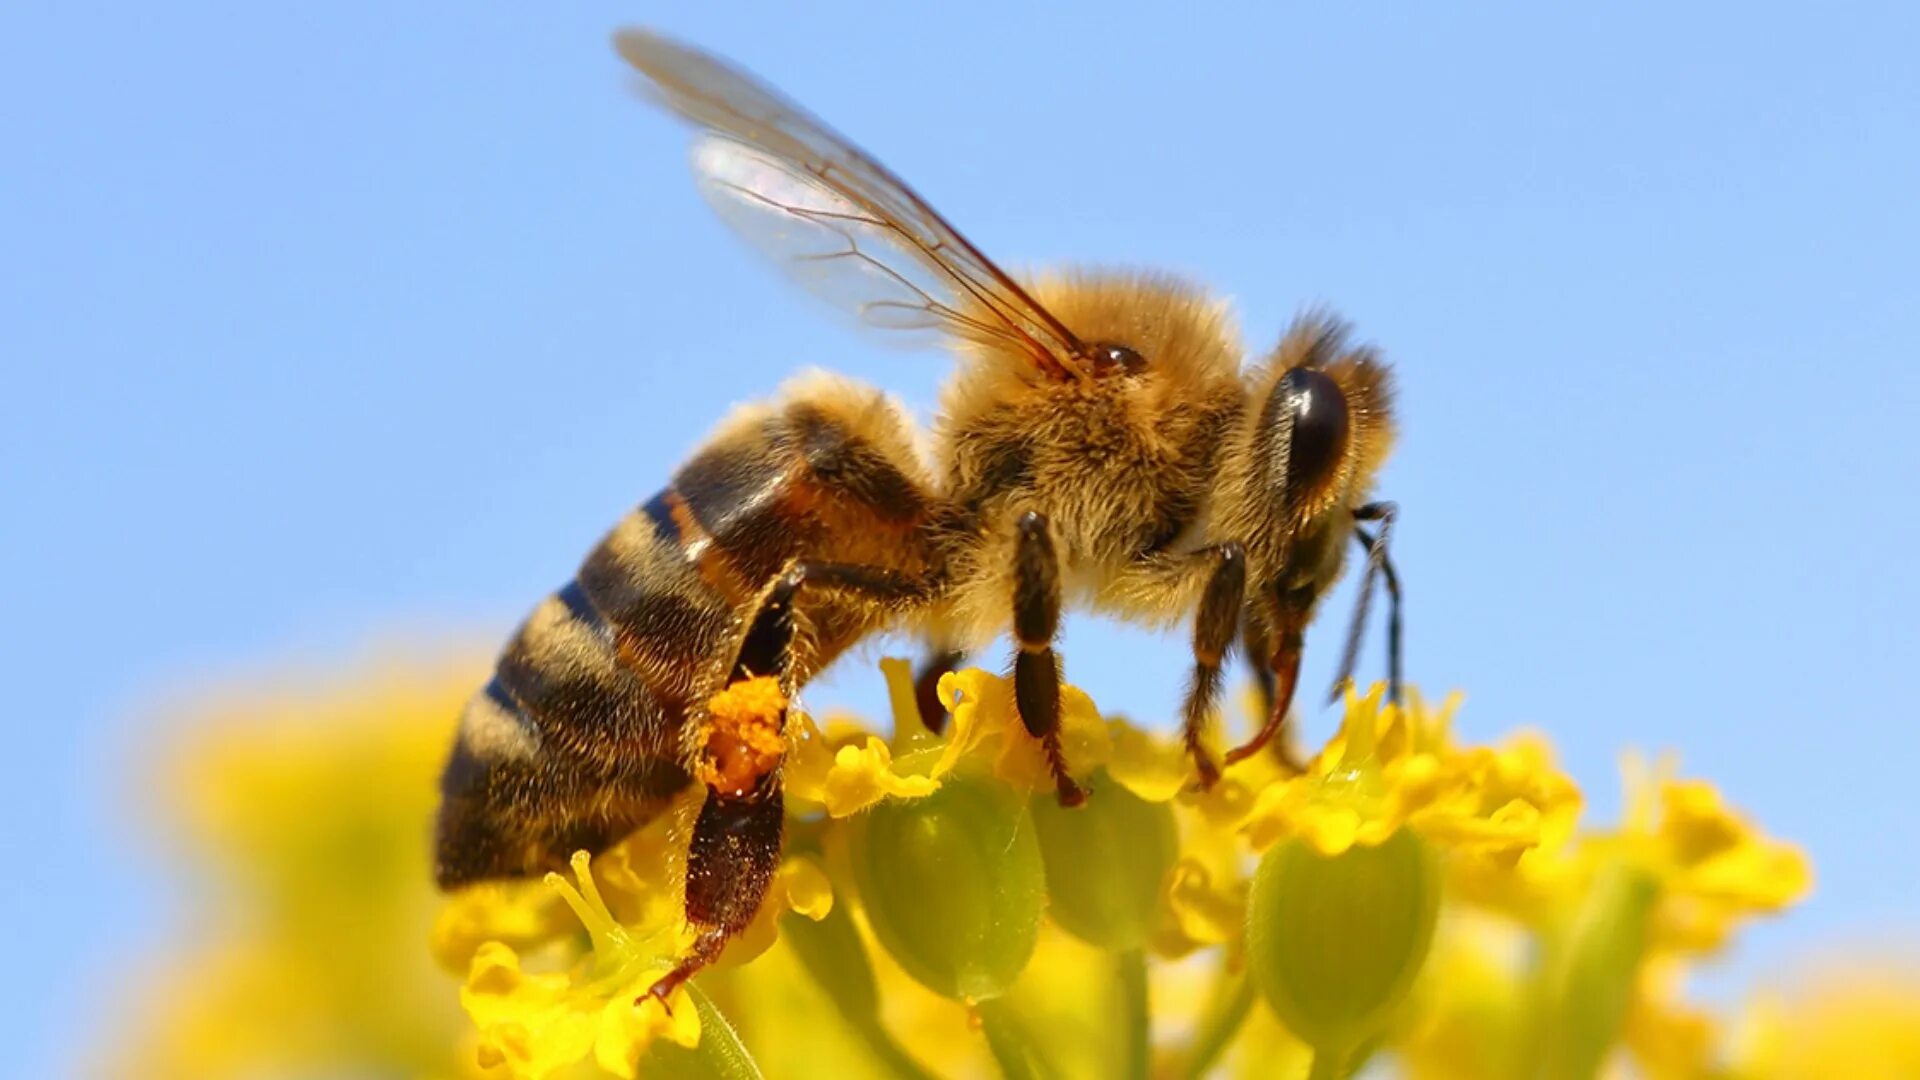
[824,738,940,816]
[779,855,835,921]
[593,987,700,1078]
[460,942,600,1079]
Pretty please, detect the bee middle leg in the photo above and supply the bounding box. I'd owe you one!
[1177,543,1248,789]
[647,560,933,1003]
[1011,511,1087,807]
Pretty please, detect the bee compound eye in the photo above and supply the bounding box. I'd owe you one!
[1275,366,1350,496]
[1088,342,1148,376]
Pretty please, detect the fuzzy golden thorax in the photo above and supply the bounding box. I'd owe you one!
[931,272,1246,630]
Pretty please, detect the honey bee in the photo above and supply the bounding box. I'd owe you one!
[435,28,1401,1001]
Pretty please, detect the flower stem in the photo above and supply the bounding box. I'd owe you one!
[1178,970,1255,1080]
[976,997,1045,1080]
[1118,948,1150,1080]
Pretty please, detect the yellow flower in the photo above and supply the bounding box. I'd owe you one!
[460,848,697,1079]
[1240,685,1582,863]
[452,795,832,1079]
[1415,751,1814,1080]
[1625,756,1815,954]
[102,646,1857,1080]
[786,662,1192,818]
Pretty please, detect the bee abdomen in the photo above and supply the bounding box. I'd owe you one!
[436,504,729,885]
[438,375,941,888]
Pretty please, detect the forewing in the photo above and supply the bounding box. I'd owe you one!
[615,29,1087,379]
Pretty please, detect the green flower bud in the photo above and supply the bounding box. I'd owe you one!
[1246,827,1441,1055]
[848,764,1045,1001]
[1029,769,1177,950]
[1538,860,1660,1079]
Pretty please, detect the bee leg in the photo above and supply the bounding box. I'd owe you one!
[647,562,930,1003]
[1236,614,1307,774]
[1329,501,1401,704]
[1224,592,1307,768]
[643,575,799,1004]
[1179,543,1248,789]
[731,561,932,683]
[912,646,967,734]
[644,775,784,1007]
[1012,511,1086,807]
[1351,524,1403,703]
[1243,614,1277,721]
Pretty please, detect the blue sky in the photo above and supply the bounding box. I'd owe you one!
[4,3,1917,1071]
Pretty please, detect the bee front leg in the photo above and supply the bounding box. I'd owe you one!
[1179,543,1248,789]
[1011,512,1087,807]
[1224,588,1309,769]
[1328,501,1401,705]
[1237,614,1311,774]
[1243,613,1278,722]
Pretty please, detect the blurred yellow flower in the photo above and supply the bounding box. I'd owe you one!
[1731,952,1920,1079]
[1396,913,1540,1080]
[1622,755,1816,954]
[103,655,495,1080]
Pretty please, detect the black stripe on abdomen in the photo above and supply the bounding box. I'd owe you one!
[641,488,681,547]
[483,676,521,718]
[556,577,609,639]
[673,442,797,583]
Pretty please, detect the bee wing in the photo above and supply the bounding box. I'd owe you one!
[614,29,1089,381]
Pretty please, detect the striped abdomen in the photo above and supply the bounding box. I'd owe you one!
[435,375,940,887]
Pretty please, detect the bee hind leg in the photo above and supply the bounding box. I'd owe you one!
[646,559,935,1001]
[1011,512,1086,807]
[642,775,785,1007]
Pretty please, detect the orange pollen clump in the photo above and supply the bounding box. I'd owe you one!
[697,675,789,797]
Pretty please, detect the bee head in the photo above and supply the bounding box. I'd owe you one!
[1258,317,1395,525]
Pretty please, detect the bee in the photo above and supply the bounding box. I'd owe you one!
[435,28,1401,1001]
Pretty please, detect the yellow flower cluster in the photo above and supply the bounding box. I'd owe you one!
[98,652,1903,1080]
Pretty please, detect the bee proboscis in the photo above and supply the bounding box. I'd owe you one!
[435,28,1401,1001]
